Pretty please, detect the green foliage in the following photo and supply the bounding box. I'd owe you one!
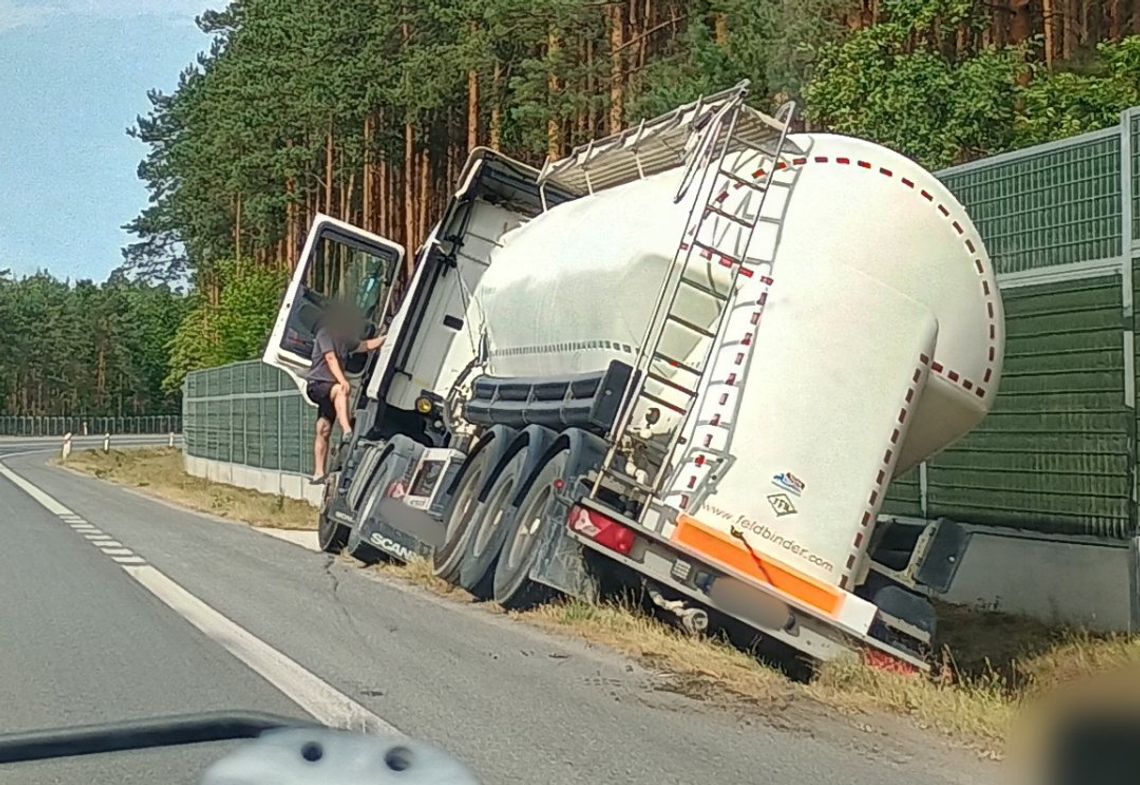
[0,272,186,416]
[805,1,1026,169]
[1015,38,1140,146]
[164,260,287,393]
[803,1,1140,169]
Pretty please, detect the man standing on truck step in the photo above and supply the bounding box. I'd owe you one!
[308,302,386,485]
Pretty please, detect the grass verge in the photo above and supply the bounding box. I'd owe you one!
[60,447,1140,755]
[368,557,1140,756]
[60,447,317,530]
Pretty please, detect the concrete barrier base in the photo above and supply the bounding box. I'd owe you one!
[184,453,322,507]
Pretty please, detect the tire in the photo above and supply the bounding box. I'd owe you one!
[492,450,569,609]
[317,511,349,554]
[346,493,384,564]
[317,483,348,554]
[432,428,516,583]
[457,449,529,598]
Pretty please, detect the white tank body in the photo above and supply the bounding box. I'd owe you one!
[457,133,1006,592]
[471,133,1003,471]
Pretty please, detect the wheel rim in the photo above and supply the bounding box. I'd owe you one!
[446,464,484,542]
[472,474,516,557]
[504,454,566,573]
[506,484,550,571]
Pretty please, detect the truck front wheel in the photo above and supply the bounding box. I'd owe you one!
[317,483,348,553]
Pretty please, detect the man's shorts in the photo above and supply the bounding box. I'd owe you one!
[306,380,338,423]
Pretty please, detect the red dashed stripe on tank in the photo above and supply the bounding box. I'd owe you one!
[837,353,931,590]
[725,155,997,400]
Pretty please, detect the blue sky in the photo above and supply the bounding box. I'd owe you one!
[0,0,216,281]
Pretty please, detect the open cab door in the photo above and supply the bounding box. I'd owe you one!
[263,213,405,394]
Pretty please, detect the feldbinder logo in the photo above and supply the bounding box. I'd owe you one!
[702,502,834,573]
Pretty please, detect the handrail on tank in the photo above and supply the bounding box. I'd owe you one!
[536,80,789,196]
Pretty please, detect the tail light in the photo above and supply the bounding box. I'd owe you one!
[568,505,635,556]
[862,648,921,677]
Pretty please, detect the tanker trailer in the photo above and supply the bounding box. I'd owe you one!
[263,82,1004,670]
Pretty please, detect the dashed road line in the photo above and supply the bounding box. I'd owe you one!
[0,457,401,736]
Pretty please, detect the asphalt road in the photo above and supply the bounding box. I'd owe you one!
[0,442,1000,785]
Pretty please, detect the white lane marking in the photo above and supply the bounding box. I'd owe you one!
[83,533,110,539]
[253,527,321,552]
[71,524,96,530]
[93,540,124,548]
[125,564,400,735]
[112,556,147,564]
[99,548,134,556]
[0,463,73,515]
[0,458,401,737]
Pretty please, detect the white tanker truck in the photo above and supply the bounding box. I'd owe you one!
[263,82,1005,670]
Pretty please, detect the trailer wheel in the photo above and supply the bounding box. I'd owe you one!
[433,426,516,583]
[457,449,529,597]
[492,450,569,609]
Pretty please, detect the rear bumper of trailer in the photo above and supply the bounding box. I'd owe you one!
[561,497,929,671]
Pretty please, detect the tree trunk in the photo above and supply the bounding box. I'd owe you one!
[467,23,480,153]
[363,114,373,232]
[379,154,388,236]
[325,120,334,215]
[417,146,430,245]
[609,3,624,133]
[490,61,503,150]
[1042,0,1055,66]
[341,170,356,223]
[586,39,596,138]
[233,194,242,260]
[714,13,728,46]
[404,122,415,268]
[1008,0,1031,44]
[548,29,562,158]
[1062,0,1077,59]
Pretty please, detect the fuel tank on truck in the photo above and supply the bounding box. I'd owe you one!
[452,131,1005,591]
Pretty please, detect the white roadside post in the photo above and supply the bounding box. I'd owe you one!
[168,431,175,448]
[102,433,110,453]
[61,432,72,462]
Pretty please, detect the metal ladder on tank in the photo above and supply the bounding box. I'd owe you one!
[588,91,801,511]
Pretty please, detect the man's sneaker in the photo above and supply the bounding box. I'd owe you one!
[308,473,329,486]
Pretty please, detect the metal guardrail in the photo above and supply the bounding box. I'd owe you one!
[0,416,182,437]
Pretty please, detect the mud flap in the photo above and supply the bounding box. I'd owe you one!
[526,429,609,602]
[915,517,973,594]
[529,505,600,603]
[363,497,442,562]
[350,435,432,563]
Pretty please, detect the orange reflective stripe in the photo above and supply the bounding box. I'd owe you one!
[673,515,843,616]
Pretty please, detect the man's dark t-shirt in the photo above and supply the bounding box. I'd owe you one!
[309,327,353,384]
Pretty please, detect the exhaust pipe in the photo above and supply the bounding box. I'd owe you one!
[647,587,709,635]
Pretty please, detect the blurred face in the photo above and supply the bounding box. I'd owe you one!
[327,305,361,341]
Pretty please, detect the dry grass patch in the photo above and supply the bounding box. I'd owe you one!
[523,597,795,705]
[356,559,1140,756]
[363,555,472,599]
[60,447,317,530]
